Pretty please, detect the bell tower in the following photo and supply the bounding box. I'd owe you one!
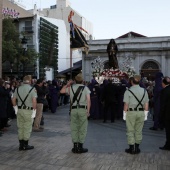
[57,0,71,8]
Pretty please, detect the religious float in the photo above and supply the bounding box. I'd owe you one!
[91,39,136,84]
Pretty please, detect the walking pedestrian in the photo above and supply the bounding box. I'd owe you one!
[12,75,37,150]
[123,75,149,154]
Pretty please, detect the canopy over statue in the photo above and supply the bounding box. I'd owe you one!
[107,39,118,69]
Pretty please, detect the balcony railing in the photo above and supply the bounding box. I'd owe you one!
[27,44,35,49]
[23,26,34,33]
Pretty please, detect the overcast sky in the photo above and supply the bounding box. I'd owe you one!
[22,0,170,39]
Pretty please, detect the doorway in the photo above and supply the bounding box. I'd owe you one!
[141,61,160,81]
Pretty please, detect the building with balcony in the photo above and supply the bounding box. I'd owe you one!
[28,0,93,72]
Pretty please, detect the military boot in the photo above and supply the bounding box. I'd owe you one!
[77,143,88,153]
[19,140,24,151]
[23,140,34,150]
[135,143,141,154]
[71,143,78,153]
[125,145,135,154]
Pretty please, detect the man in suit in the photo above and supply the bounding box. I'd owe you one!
[159,76,170,150]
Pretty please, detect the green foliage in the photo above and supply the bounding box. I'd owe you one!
[2,18,20,62]
[39,17,58,77]
[19,48,38,66]
[2,18,38,75]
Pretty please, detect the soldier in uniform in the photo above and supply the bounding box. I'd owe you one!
[12,75,37,151]
[123,75,149,154]
[60,73,91,153]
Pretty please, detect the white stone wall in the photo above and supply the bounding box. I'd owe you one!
[83,37,170,82]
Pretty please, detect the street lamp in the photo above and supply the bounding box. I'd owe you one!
[21,36,28,77]
[10,62,14,79]
[33,64,37,78]
[21,36,28,55]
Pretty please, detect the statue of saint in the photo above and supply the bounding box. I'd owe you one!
[107,39,118,69]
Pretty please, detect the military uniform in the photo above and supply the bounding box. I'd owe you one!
[123,81,149,154]
[66,84,90,144]
[13,81,37,150]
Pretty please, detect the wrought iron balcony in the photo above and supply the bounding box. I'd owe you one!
[27,44,35,49]
[23,26,34,33]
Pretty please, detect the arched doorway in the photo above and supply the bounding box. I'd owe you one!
[141,61,160,80]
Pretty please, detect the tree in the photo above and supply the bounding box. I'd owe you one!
[2,18,38,76]
[2,18,20,63]
[19,48,38,76]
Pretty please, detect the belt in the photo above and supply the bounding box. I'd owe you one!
[129,108,144,111]
[72,105,87,109]
[18,106,33,110]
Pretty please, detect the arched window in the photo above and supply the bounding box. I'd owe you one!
[141,61,160,81]
[142,61,159,70]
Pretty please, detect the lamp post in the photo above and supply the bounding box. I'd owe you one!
[10,62,14,80]
[33,64,37,78]
[21,36,28,77]
[21,36,28,54]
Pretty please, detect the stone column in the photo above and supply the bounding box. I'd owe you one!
[0,0,2,77]
[161,55,166,76]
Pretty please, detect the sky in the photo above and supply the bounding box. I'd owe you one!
[21,0,170,39]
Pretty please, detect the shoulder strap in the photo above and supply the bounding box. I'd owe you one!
[71,85,85,106]
[77,86,85,105]
[128,89,146,109]
[17,86,34,107]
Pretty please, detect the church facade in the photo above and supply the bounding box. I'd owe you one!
[82,32,170,82]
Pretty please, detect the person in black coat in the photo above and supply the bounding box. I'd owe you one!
[49,79,60,113]
[102,79,118,123]
[159,77,170,150]
[0,79,10,134]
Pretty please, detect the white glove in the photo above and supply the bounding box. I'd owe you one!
[13,106,18,115]
[144,110,149,121]
[123,111,127,120]
[31,109,36,118]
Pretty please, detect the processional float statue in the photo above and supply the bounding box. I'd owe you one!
[91,39,136,84]
[107,39,118,69]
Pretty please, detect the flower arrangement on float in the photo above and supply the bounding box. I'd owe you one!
[91,56,136,84]
[101,68,127,77]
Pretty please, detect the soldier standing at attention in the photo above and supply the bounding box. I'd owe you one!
[60,73,91,153]
[12,75,37,151]
[123,75,149,154]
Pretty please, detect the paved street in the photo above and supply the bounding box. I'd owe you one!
[0,105,170,170]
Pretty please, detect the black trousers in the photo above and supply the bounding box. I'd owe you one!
[0,118,8,129]
[165,121,170,147]
[104,102,116,122]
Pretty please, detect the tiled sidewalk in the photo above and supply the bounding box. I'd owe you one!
[0,105,170,170]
